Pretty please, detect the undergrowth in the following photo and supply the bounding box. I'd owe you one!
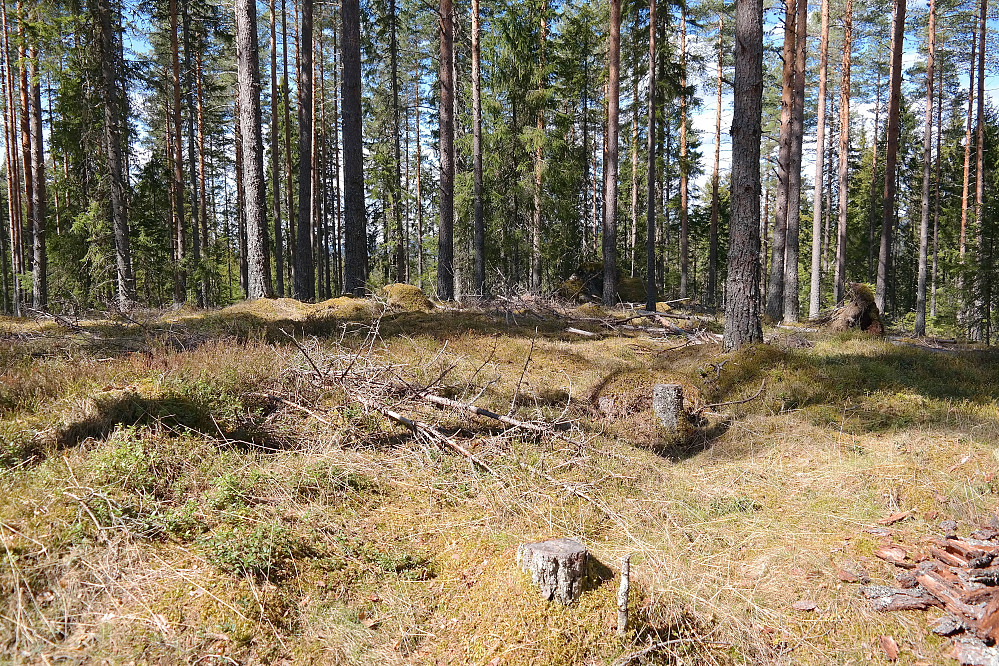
[1,302,997,665]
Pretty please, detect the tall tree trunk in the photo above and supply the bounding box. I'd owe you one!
[875,0,906,313]
[295,0,315,300]
[471,0,484,295]
[97,0,134,308]
[235,94,248,294]
[1,0,19,315]
[342,0,365,294]
[833,0,852,303]
[235,0,273,299]
[183,2,205,308]
[602,0,621,306]
[808,0,830,318]
[960,22,976,262]
[629,52,638,277]
[765,0,796,321]
[283,0,295,292]
[16,3,31,298]
[708,14,723,306]
[389,0,404,283]
[169,0,187,305]
[414,67,424,289]
[678,10,688,298]
[196,49,209,302]
[437,0,454,300]
[645,0,657,312]
[531,8,546,292]
[783,0,807,322]
[972,0,988,341]
[931,55,942,318]
[915,0,935,336]
[868,71,882,281]
[270,0,283,295]
[724,0,764,350]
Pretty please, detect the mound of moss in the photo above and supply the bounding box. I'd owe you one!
[380,283,434,312]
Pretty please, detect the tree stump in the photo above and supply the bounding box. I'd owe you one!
[653,384,684,434]
[517,538,591,605]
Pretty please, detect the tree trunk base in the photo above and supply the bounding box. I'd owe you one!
[517,538,603,605]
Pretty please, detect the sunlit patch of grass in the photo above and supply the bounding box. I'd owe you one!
[1,303,999,664]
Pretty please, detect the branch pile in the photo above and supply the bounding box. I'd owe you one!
[859,529,999,665]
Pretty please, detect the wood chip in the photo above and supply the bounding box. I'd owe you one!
[837,568,860,583]
[953,639,999,666]
[879,511,914,526]
[875,546,912,568]
[979,596,999,643]
[791,600,817,612]
[879,635,899,661]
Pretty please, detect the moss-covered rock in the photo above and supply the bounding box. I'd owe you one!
[379,283,435,312]
[617,277,647,303]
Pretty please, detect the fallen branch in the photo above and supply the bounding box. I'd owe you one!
[566,327,598,337]
[251,392,337,428]
[414,391,564,436]
[700,379,766,411]
[612,638,731,666]
[356,395,498,476]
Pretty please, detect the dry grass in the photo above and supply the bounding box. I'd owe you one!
[1,300,997,665]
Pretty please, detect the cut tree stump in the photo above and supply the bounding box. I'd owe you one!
[517,538,592,604]
[653,384,688,437]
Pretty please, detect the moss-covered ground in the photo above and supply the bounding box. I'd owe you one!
[1,295,998,665]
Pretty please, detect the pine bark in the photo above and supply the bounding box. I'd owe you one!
[437,0,454,300]
[808,0,830,318]
[390,0,404,283]
[295,0,315,300]
[723,0,764,351]
[471,0,484,295]
[602,0,621,306]
[833,0,852,303]
[28,40,43,309]
[874,0,906,313]
[169,0,186,305]
[678,11,688,298]
[97,0,135,308]
[342,0,366,295]
[782,0,807,323]
[270,0,283,296]
[960,22,976,261]
[235,0,273,299]
[915,0,935,336]
[708,15,723,307]
[765,0,797,321]
[645,0,657,313]
[972,0,988,341]
[531,8,546,292]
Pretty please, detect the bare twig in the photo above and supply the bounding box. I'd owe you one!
[508,331,537,415]
[701,379,767,411]
[356,395,499,476]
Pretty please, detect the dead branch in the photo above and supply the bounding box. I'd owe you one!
[356,395,499,476]
[701,379,767,411]
[508,331,537,415]
[250,392,337,428]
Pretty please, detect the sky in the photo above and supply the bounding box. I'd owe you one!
[688,0,999,196]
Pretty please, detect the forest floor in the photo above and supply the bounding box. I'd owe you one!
[1,292,998,665]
